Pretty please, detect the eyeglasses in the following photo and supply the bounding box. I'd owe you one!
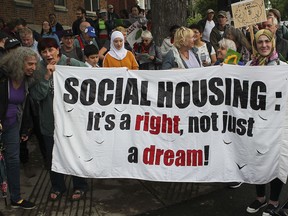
[142,39,150,42]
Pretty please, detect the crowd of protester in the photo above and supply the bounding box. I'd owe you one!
[0,4,288,216]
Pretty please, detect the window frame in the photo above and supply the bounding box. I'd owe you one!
[54,0,65,7]
[85,0,99,13]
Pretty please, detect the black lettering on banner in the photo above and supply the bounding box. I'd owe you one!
[188,113,219,133]
[225,78,232,106]
[175,82,190,108]
[221,111,255,136]
[105,114,115,130]
[157,81,173,107]
[115,78,123,104]
[188,116,199,132]
[200,116,210,132]
[236,118,246,135]
[128,147,138,163]
[87,111,93,130]
[233,79,248,108]
[87,112,101,131]
[123,78,139,104]
[63,77,79,104]
[211,113,219,131]
[140,81,151,106]
[247,118,255,137]
[120,114,131,130]
[80,79,96,105]
[250,81,266,110]
[98,79,114,106]
[192,80,207,107]
[209,78,224,105]
[227,115,236,132]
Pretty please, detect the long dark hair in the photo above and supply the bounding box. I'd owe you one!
[40,20,53,35]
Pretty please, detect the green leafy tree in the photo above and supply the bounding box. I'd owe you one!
[270,0,288,20]
[194,0,218,17]
[187,13,203,26]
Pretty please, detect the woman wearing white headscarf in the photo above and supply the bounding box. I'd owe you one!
[103,31,138,69]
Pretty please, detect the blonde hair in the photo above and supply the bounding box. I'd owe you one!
[173,26,194,49]
[114,26,127,33]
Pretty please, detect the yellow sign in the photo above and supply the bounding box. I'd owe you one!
[231,0,267,28]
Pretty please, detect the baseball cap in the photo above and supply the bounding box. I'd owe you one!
[5,38,21,50]
[85,26,96,37]
[62,29,74,37]
[218,10,227,18]
[207,9,214,14]
[108,4,113,9]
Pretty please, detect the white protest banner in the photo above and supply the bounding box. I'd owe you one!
[231,0,267,28]
[126,21,142,48]
[53,65,288,184]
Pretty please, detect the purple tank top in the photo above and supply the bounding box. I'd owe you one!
[3,80,25,127]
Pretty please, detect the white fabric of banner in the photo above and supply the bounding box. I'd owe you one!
[53,65,288,184]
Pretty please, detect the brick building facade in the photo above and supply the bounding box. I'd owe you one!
[0,0,137,28]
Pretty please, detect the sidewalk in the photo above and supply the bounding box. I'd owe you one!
[0,139,225,216]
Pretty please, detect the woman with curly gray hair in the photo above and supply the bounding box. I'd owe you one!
[214,38,237,65]
[0,46,38,209]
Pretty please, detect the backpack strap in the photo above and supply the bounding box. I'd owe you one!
[76,35,85,50]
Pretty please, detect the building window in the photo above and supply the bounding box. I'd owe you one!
[14,0,33,8]
[85,0,99,12]
[55,0,65,6]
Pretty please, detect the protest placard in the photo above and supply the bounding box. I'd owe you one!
[53,65,288,184]
[231,0,267,28]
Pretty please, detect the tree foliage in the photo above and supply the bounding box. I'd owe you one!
[187,13,202,26]
[193,0,218,17]
[270,0,288,20]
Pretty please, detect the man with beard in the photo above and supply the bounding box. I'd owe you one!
[72,6,95,36]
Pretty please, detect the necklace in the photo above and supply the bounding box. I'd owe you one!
[181,51,189,59]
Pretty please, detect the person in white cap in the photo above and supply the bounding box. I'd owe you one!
[197,9,216,43]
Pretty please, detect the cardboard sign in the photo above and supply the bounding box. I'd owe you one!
[126,21,143,48]
[231,0,267,28]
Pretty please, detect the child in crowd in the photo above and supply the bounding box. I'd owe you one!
[84,44,100,67]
